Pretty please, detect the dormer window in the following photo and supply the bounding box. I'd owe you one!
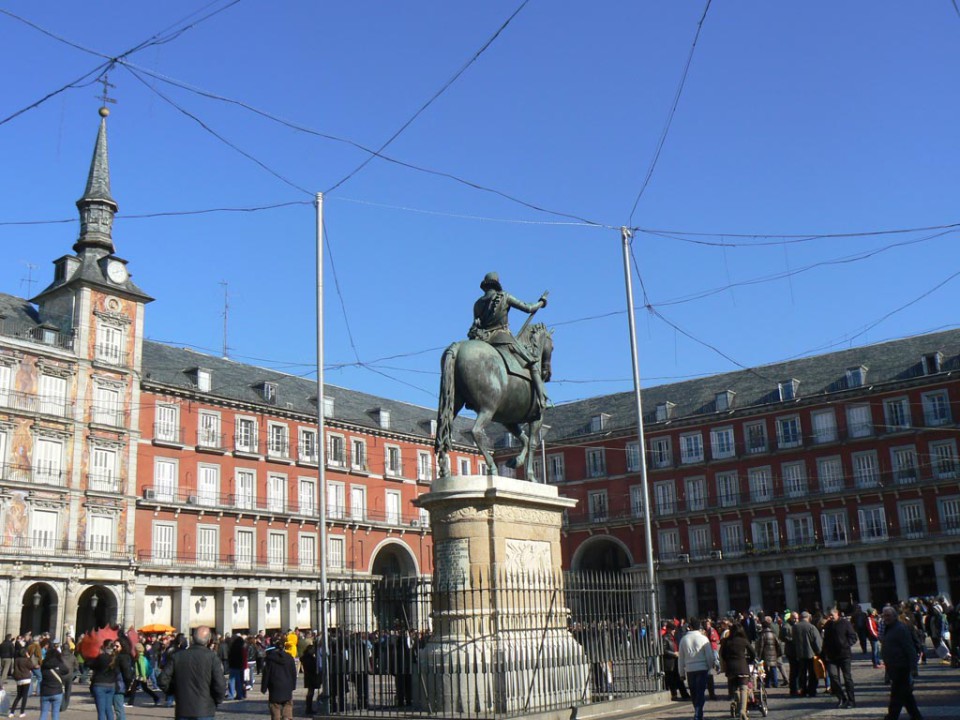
[715,390,735,412]
[778,379,799,402]
[376,408,391,430]
[846,366,867,388]
[655,402,675,423]
[197,368,212,392]
[922,352,943,375]
[589,413,610,433]
[322,396,334,418]
[262,382,277,403]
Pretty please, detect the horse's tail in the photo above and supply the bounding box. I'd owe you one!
[435,342,460,476]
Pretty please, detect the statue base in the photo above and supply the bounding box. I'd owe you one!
[413,475,589,715]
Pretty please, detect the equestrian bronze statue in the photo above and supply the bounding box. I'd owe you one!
[435,272,553,482]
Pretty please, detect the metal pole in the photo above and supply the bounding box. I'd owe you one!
[620,227,660,671]
[316,193,331,715]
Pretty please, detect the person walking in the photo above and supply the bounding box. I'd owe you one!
[125,643,160,707]
[85,639,119,720]
[661,623,689,701]
[880,607,923,720]
[261,635,297,720]
[703,618,721,701]
[37,646,69,720]
[867,609,882,668]
[780,612,799,696]
[10,647,36,718]
[822,606,858,708]
[719,624,756,720]
[226,635,247,702]
[58,640,76,712]
[158,626,226,720]
[755,617,782,688]
[0,636,14,687]
[793,610,823,697]
[677,617,716,720]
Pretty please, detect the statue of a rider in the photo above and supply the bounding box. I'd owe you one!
[468,271,549,411]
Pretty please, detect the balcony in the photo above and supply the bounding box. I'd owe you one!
[93,344,130,368]
[0,537,132,562]
[0,319,74,351]
[0,390,74,419]
[87,473,122,493]
[153,423,184,446]
[234,435,259,455]
[196,430,228,452]
[0,462,66,487]
[266,440,290,461]
[137,549,318,574]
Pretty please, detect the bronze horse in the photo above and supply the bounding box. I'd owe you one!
[435,323,553,481]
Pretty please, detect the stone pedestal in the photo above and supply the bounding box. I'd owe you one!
[413,475,589,715]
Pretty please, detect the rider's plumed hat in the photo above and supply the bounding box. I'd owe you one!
[480,271,502,291]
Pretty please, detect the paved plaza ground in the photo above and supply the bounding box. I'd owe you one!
[6,655,956,720]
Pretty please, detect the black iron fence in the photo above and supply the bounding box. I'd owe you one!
[320,571,661,718]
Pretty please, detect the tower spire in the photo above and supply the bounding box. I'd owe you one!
[74,105,118,254]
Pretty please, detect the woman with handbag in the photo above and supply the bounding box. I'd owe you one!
[38,647,69,720]
[85,639,119,720]
[9,647,35,717]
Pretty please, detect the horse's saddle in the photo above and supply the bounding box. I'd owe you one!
[492,343,533,382]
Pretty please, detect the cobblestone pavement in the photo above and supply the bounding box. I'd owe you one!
[6,655,957,720]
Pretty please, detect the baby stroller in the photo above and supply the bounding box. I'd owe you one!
[729,660,768,718]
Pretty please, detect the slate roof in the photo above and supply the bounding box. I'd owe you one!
[142,340,474,443]
[0,293,42,325]
[542,328,960,441]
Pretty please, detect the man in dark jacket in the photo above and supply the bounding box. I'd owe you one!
[158,626,226,720]
[880,607,923,720]
[261,635,297,720]
[0,634,14,686]
[780,613,799,696]
[822,607,858,708]
[792,611,822,698]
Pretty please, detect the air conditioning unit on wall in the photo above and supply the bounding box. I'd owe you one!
[678,553,690,563]
[710,550,723,560]
[143,488,157,500]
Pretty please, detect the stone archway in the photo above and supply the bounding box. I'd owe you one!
[20,582,58,636]
[569,536,634,574]
[370,541,420,631]
[76,585,118,635]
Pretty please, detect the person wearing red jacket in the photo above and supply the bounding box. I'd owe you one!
[867,609,881,668]
[703,618,721,701]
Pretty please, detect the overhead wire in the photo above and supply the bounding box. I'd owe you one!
[627,0,712,226]
[324,0,531,194]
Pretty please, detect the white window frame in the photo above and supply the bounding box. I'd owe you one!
[745,421,767,454]
[152,522,176,562]
[679,433,703,464]
[654,480,676,515]
[267,531,286,569]
[811,409,837,444]
[658,528,680,562]
[858,506,888,542]
[717,471,740,507]
[588,490,608,521]
[197,463,220,507]
[689,525,711,559]
[0,363,12,406]
[327,433,346,467]
[720,522,744,557]
[87,514,114,558]
[267,423,289,459]
[629,484,645,518]
[776,415,802,449]
[351,438,367,471]
[196,525,219,567]
[385,445,403,477]
[898,501,925,539]
[883,397,912,432]
[748,466,772,502]
[685,476,707,512]
[197,368,212,392]
[350,485,366,521]
[298,477,317,516]
[153,457,177,501]
[852,450,880,488]
[235,416,258,454]
[90,446,118,493]
[298,533,317,571]
[710,427,735,460]
[234,468,256,509]
[95,323,123,365]
[298,428,318,464]
[266,473,287,513]
[931,440,959,479]
[328,535,345,570]
[548,454,565,482]
[922,390,951,427]
[327,481,345,519]
[93,384,122,426]
[821,510,848,547]
[891,446,919,485]
[39,374,67,417]
[198,411,222,448]
[234,528,254,569]
[385,489,402,525]
[154,403,179,443]
[846,404,873,438]
[626,441,642,473]
[417,451,433,482]
[458,458,472,476]
[31,508,58,553]
[939,496,960,534]
[782,461,807,498]
[817,456,844,493]
[649,437,672,468]
[586,448,606,478]
[785,514,814,548]
[751,518,780,552]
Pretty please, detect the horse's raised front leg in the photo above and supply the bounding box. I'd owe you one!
[470,408,498,475]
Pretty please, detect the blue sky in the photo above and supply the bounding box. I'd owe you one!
[2,1,960,410]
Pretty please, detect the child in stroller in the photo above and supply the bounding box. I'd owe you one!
[729,659,768,718]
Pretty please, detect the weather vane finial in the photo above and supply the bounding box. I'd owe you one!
[96,73,117,117]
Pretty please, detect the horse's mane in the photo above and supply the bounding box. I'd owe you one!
[518,322,550,348]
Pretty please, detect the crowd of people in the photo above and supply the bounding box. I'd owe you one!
[662,595,958,720]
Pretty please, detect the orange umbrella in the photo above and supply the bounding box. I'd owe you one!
[138,623,176,634]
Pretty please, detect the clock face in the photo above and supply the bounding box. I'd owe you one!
[106,260,128,284]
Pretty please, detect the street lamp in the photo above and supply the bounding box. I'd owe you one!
[90,593,100,609]
[32,591,42,607]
